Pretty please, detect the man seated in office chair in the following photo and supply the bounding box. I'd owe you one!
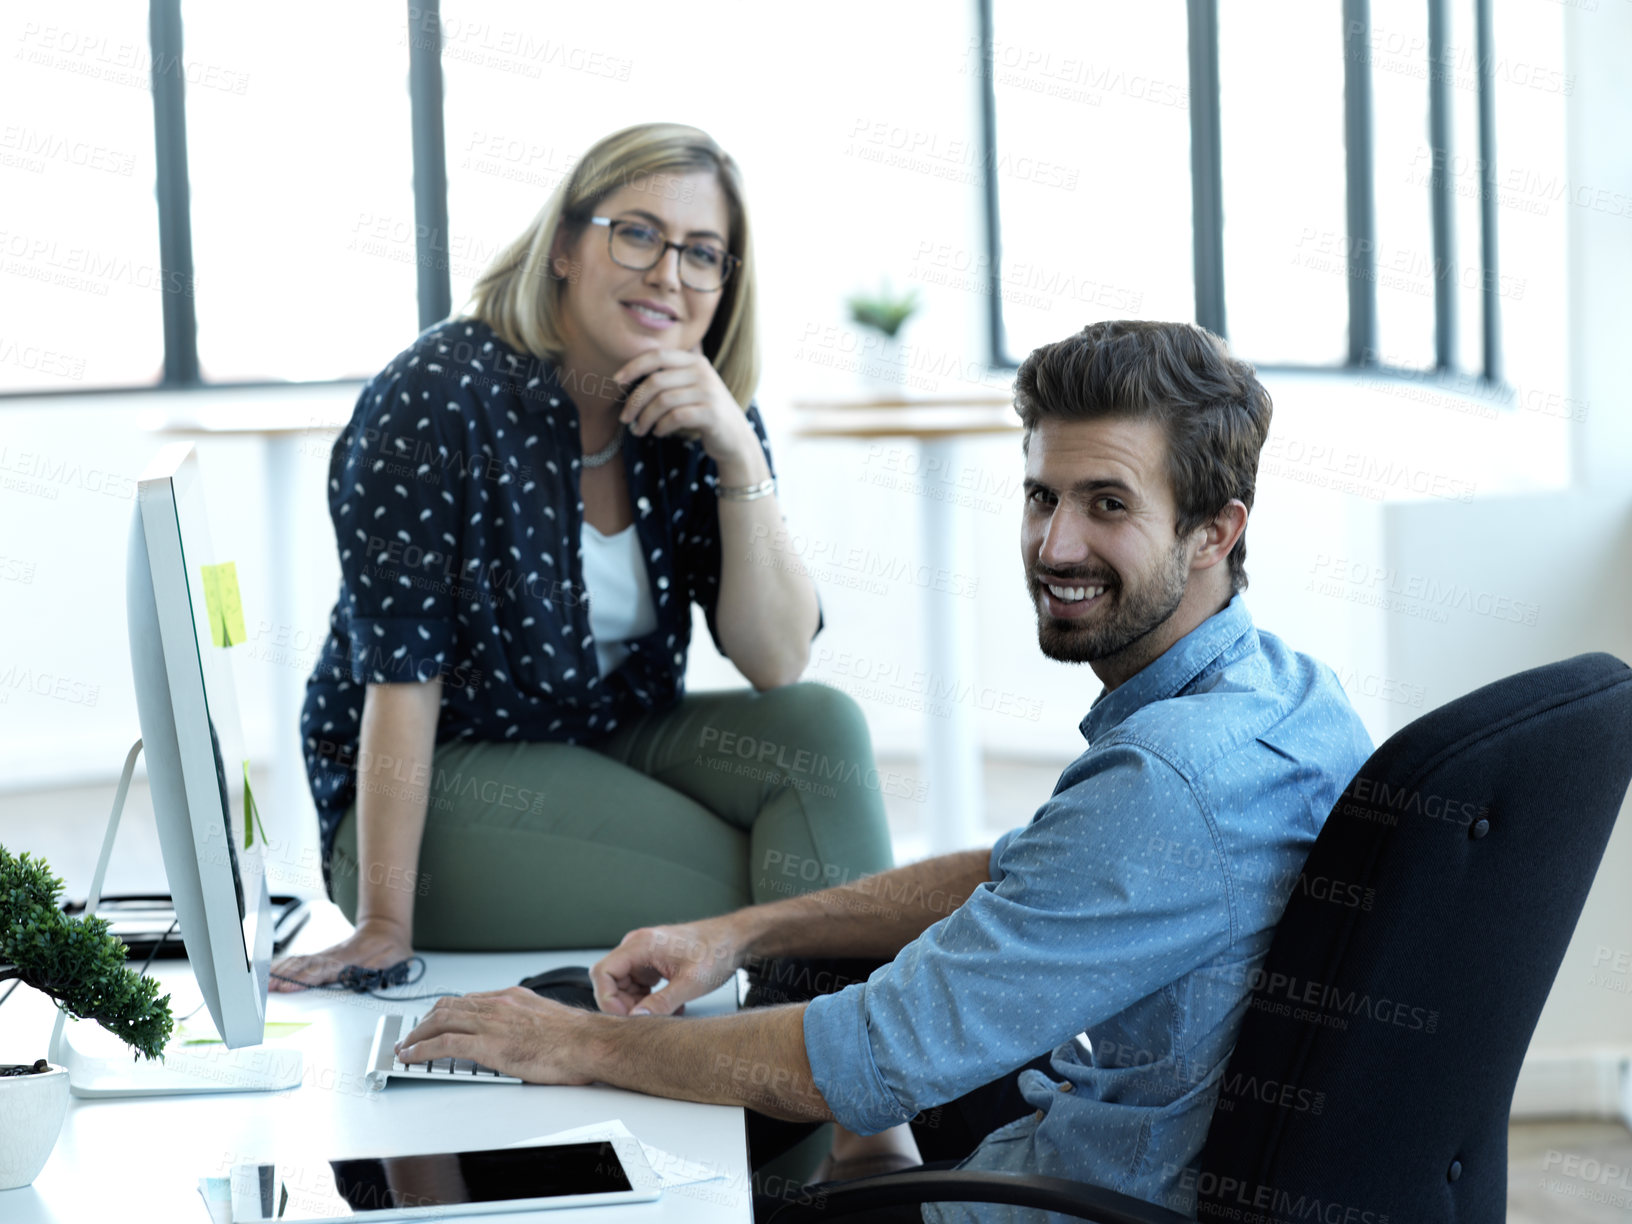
[394,320,1375,1221]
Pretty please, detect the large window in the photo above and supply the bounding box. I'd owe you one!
[982,0,1543,385]
[0,1,165,392]
[1368,0,1438,370]
[0,0,416,395]
[0,1,1568,400]
[182,3,416,381]
[985,2,1194,359]
[1217,0,1350,366]
[1481,0,1567,403]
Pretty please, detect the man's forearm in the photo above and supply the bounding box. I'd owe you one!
[583,1005,832,1124]
[566,850,999,1126]
[734,847,993,962]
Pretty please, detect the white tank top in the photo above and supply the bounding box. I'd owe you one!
[581,522,659,677]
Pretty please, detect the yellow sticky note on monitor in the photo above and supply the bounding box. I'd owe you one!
[200,561,246,648]
[243,759,269,849]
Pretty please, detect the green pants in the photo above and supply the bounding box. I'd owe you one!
[329,682,896,950]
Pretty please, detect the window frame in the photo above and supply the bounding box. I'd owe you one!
[977,0,1504,384]
[0,0,449,401]
[1,0,1505,400]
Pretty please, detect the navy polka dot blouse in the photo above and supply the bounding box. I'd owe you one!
[300,318,781,887]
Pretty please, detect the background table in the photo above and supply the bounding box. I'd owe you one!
[791,393,1020,855]
[0,902,751,1223]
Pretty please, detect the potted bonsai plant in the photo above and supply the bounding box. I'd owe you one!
[0,844,173,1189]
[845,281,921,389]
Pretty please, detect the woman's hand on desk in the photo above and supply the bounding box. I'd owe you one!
[395,990,596,1085]
[591,918,744,1017]
[268,917,413,992]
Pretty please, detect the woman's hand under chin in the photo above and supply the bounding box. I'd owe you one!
[612,348,762,476]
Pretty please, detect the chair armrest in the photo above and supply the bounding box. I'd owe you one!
[762,1169,1195,1223]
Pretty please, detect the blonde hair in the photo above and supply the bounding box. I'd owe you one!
[465,123,760,408]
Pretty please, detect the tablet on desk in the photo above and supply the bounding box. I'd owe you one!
[229,1138,661,1222]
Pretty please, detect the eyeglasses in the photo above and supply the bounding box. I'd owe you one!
[588,216,739,293]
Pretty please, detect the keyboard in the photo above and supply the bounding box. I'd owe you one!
[364,1012,523,1090]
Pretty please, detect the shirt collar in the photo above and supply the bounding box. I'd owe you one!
[1079,593,1255,744]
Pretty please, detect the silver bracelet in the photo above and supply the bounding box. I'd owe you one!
[717,477,776,502]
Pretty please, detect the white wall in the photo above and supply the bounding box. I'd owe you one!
[1384,491,1632,1080]
[0,386,353,790]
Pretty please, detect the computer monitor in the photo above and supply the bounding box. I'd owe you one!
[129,441,272,1044]
[47,443,301,1097]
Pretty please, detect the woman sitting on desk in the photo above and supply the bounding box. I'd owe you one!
[273,123,893,981]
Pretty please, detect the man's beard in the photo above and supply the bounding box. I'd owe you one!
[1032,540,1190,664]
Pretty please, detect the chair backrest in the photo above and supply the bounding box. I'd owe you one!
[1195,653,1632,1224]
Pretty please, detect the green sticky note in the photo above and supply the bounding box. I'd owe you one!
[200,561,246,648]
[242,760,269,850]
[178,1020,310,1046]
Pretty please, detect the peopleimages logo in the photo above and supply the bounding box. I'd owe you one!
[1277,868,1377,912]
[1245,967,1440,1033]
[0,665,99,707]
[696,728,928,803]
[1338,775,1490,829]
[1214,1071,1326,1116]
[1173,1166,1391,1224]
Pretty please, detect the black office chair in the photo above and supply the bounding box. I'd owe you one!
[765,652,1632,1223]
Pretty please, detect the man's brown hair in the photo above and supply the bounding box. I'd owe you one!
[1014,320,1273,593]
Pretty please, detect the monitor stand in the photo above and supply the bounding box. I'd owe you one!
[45,739,303,1098]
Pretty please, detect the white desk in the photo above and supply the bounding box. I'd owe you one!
[0,926,751,1222]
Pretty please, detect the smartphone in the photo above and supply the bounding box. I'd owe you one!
[229,1138,660,1222]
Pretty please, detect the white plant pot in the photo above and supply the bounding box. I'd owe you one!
[855,334,907,392]
[0,1061,70,1189]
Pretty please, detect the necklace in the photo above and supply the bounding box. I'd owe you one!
[580,424,625,469]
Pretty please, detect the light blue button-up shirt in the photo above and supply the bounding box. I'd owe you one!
[802,595,1373,1222]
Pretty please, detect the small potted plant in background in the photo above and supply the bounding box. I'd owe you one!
[845,281,921,390]
[0,844,173,1189]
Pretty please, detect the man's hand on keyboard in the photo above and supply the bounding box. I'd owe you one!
[394,990,596,1085]
[591,917,743,1017]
